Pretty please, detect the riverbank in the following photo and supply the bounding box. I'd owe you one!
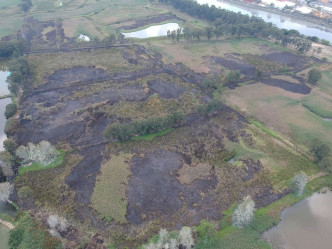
[0,219,14,230]
[219,0,332,33]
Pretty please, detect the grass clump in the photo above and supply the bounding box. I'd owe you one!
[91,153,133,224]
[131,128,173,141]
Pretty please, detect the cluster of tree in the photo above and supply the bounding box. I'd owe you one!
[163,0,312,52]
[143,227,195,249]
[196,98,223,116]
[232,196,256,228]
[307,68,321,85]
[6,56,30,95]
[310,139,331,172]
[15,140,59,166]
[104,112,185,141]
[0,40,26,58]
[202,71,241,91]
[0,139,18,181]
[20,0,32,12]
[291,171,307,196]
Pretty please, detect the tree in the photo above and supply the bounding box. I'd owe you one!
[19,0,32,12]
[308,69,321,84]
[319,157,332,172]
[15,140,59,165]
[3,139,18,156]
[4,103,17,119]
[232,196,255,228]
[291,172,307,196]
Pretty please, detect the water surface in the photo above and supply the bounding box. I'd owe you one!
[0,225,9,249]
[0,71,9,96]
[263,191,332,249]
[196,0,332,43]
[122,23,180,38]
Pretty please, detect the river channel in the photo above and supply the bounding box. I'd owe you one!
[196,0,332,43]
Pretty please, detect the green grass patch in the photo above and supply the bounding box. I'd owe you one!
[131,128,173,141]
[18,151,65,175]
[249,119,281,140]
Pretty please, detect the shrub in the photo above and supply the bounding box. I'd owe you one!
[310,139,330,163]
[232,196,255,228]
[5,103,17,119]
[291,171,307,196]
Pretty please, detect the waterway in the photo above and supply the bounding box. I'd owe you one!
[196,0,332,43]
[263,190,332,249]
[122,23,180,38]
[0,68,11,249]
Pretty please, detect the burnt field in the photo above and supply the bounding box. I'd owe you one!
[11,42,316,248]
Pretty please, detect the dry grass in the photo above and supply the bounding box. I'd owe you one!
[91,153,133,224]
[148,38,279,73]
[62,17,104,39]
[177,163,211,184]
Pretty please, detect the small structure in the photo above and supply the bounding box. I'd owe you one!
[78,34,90,42]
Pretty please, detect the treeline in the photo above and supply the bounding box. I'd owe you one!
[0,40,26,58]
[104,112,185,141]
[104,99,225,141]
[162,0,312,53]
[6,56,30,95]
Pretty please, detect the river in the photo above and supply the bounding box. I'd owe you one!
[196,0,332,43]
[263,190,332,249]
[0,68,11,249]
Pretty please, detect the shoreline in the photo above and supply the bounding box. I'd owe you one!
[219,0,332,33]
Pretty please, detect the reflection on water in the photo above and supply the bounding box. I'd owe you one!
[0,225,9,249]
[0,71,9,96]
[196,0,332,43]
[122,23,180,38]
[263,191,332,249]
[0,98,11,151]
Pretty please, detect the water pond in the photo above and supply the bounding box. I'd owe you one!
[263,190,332,249]
[122,23,180,39]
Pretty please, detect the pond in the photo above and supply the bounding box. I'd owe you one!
[196,0,332,43]
[0,225,10,249]
[122,23,180,39]
[263,190,332,249]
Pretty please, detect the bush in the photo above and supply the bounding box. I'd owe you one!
[291,171,307,196]
[4,118,19,136]
[224,70,241,85]
[5,103,17,119]
[310,139,330,163]
[232,196,255,228]
[197,99,223,116]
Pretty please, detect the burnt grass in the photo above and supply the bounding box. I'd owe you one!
[13,44,303,247]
